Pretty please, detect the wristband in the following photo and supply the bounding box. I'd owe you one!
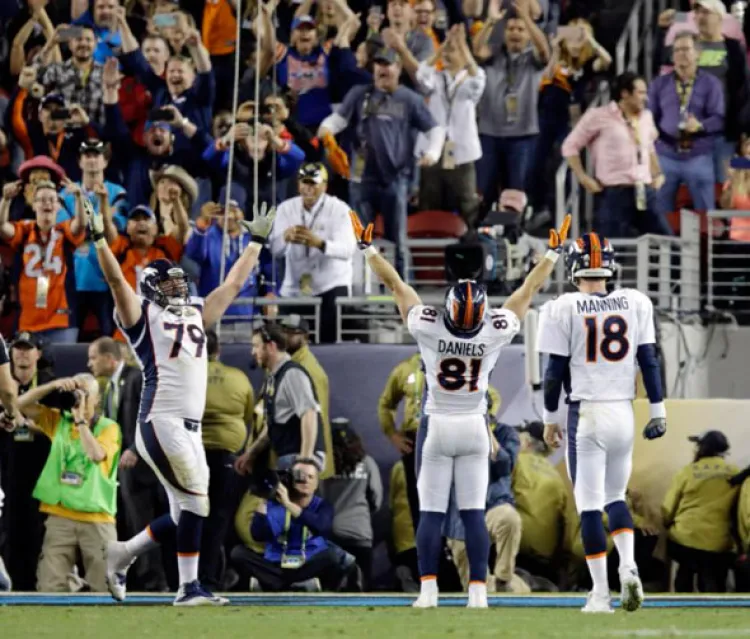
[94,237,108,248]
[543,409,560,424]
[544,249,560,263]
[649,402,666,420]
[363,246,377,257]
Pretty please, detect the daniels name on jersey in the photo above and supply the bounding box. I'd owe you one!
[115,297,208,423]
[538,288,656,402]
[407,304,520,415]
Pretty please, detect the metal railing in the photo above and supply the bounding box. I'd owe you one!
[706,210,750,320]
[220,296,322,343]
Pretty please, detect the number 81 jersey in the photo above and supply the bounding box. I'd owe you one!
[537,288,656,402]
[407,304,520,415]
[116,297,208,423]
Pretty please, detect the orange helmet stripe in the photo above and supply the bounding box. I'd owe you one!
[589,232,602,269]
[463,282,474,329]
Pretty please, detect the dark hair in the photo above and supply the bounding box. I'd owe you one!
[611,71,645,102]
[206,329,219,358]
[332,426,366,476]
[93,337,122,360]
[253,322,287,350]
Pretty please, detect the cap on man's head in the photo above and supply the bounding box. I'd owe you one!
[688,430,730,454]
[79,138,106,155]
[144,120,173,133]
[280,314,310,334]
[292,15,316,30]
[40,93,65,109]
[373,47,399,65]
[11,331,41,350]
[695,0,727,16]
[331,417,356,441]
[298,162,329,184]
[128,204,156,220]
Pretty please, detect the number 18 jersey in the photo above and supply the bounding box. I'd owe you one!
[407,304,520,416]
[537,288,656,402]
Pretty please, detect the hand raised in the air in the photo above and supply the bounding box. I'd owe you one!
[244,202,276,242]
[349,210,374,250]
[548,213,571,254]
[643,417,666,440]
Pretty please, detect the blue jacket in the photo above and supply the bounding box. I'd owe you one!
[59,182,129,292]
[184,223,277,320]
[251,496,332,563]
[73,11,123,64]
[443,422,521,541]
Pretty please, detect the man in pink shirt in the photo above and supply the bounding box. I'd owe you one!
[561,72,671,238]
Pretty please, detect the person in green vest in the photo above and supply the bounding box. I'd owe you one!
[280,315,335,480]
[14,373,121,592]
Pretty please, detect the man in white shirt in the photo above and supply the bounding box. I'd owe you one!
[269,163,357,343]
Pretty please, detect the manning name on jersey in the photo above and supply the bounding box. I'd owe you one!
[407,304,520,415]
[537,288,656,402]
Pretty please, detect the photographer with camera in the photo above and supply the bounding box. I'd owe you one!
[11,373,121,592]
[230,459,357,592]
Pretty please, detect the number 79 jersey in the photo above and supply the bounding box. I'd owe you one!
[537,288,656,402]
[116,297,208,423]
[407,304,520,416]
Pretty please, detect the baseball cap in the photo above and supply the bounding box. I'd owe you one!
[79,138,106,155]
[331,417,356,441]
[373,47,399,65]
[291,15,316,30]
[40,93,65,109]
[688,430,730,454]
[694,0,727,16]
[128,204,156,220]
[518,420,545,442]
[11,331,41,350]
[280,314,310,334]
[144,120,173,133]
[298,162,329,184]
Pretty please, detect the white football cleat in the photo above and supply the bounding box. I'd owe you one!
[581,591,614,614]
[105,541,134,602]
[467,588,488,609]
[412,592,438,608]
[173,580,229,607]
[619,568,644,612]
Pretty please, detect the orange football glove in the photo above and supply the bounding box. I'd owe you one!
[322,132,351,179]
[548,214,572,253]
[349,210,373,249]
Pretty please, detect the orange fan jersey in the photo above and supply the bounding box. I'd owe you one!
[9,220,85,332]
[111,234,183,293]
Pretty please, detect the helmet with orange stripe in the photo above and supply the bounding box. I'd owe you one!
[566,232,616,283]
[444,280,487,337]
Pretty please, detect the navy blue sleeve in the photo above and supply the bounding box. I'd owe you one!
[297,498,334,537]
[250,512,274,542]
[543,354,571,412]
[636,343,664,404]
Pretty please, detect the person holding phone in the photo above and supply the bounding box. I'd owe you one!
[40,25,107,126]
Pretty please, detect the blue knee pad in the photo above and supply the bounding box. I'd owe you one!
[580,510,607,558]
[605,500,634,534]
[416,511,445,578]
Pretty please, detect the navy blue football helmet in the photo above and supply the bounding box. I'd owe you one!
[444,280,487,336]
[566,232,617,283]
[140,259,190,308]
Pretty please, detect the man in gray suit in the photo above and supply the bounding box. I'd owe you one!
[88,337,168,591]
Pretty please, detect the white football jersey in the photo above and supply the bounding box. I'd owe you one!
[116,297,208,423]
[407,304,520,415]
[537,288,656,402]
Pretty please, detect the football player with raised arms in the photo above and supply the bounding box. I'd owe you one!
[86,199,276,606]
[538,233,667,614]
[350,211,571,609]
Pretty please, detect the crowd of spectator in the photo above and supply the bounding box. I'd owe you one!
[1,0,750,596]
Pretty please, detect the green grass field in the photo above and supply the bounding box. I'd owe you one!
[2,606,750,639]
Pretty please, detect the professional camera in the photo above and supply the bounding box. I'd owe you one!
[247,466,307,500]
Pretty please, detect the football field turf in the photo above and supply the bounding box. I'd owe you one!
[2,595,750,639]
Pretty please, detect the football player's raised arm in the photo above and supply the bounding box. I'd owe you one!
[89,198,142,328]
[503,215,571,320]
[203,204,276,327]
[349,211,421,323]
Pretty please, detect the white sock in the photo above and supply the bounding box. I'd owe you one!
[612,530,636,572]
[420,576,438,595]
[468,581,486,597]
[178,553,199,585]
[586,554,609,595]
[123,529,157,558]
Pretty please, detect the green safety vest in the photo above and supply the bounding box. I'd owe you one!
[33,412,121,516]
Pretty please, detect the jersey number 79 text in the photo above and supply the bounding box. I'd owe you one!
[163,322,206,359]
